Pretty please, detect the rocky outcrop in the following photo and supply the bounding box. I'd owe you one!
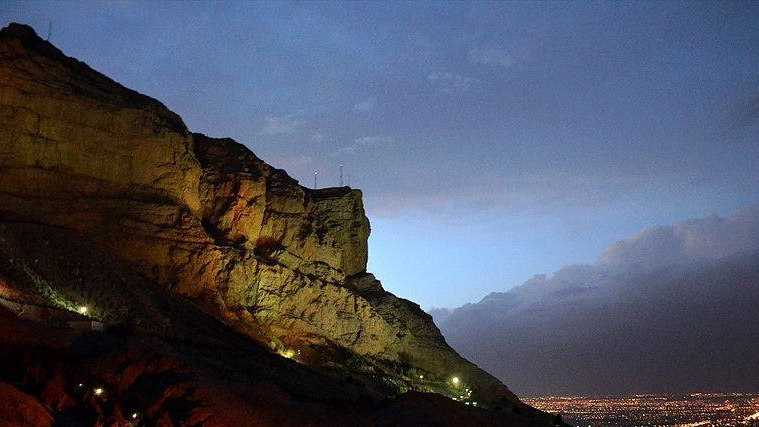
[0,23,550,423]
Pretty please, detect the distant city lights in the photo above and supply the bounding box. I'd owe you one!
[524,393,759,427]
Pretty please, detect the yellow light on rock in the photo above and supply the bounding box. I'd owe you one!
[451,376,460,386]
[78,306,88,315]
[93,387,104,396]
[131,412,138,419]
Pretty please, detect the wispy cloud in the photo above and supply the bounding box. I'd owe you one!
[289,155,313,167]
[365,168,673,220]
[354,98,376,112]
[340,135,393,154]
[427,72,476,93]
[261,114,305,135]
[311,133,325,142]
[468,46,514,68]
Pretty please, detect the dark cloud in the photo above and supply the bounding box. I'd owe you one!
[434,206,759,396]
[597,204,759,269]
[427,307,452,324]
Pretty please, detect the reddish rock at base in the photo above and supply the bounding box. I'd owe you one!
[0,381,54,427]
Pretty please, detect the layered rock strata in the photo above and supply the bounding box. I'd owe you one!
[0,23,534,415]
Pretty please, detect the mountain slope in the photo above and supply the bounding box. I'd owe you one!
[0,23,559,426]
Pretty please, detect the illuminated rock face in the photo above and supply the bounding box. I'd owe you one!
[0,23,517,406]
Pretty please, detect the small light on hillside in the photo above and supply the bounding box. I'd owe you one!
[93,387,104,396]
[131,412,138,420]
[451,376,460,386]
[78,306,88,315]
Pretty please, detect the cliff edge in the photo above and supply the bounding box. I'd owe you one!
[0,23,560,426]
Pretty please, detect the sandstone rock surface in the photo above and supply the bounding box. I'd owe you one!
[0,23,557,425]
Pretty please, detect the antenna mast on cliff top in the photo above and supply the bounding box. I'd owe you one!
[46,22,52,41]
[339,164,344,187]
[314,170,318,188]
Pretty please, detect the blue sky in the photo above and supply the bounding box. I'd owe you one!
[3,1,758,308]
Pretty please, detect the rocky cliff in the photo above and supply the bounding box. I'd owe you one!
[0,23,559,426]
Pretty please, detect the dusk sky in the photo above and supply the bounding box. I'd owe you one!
[3,1,758,309]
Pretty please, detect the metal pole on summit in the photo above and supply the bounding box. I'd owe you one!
[339,164,344,186]
[314,170,318,188]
